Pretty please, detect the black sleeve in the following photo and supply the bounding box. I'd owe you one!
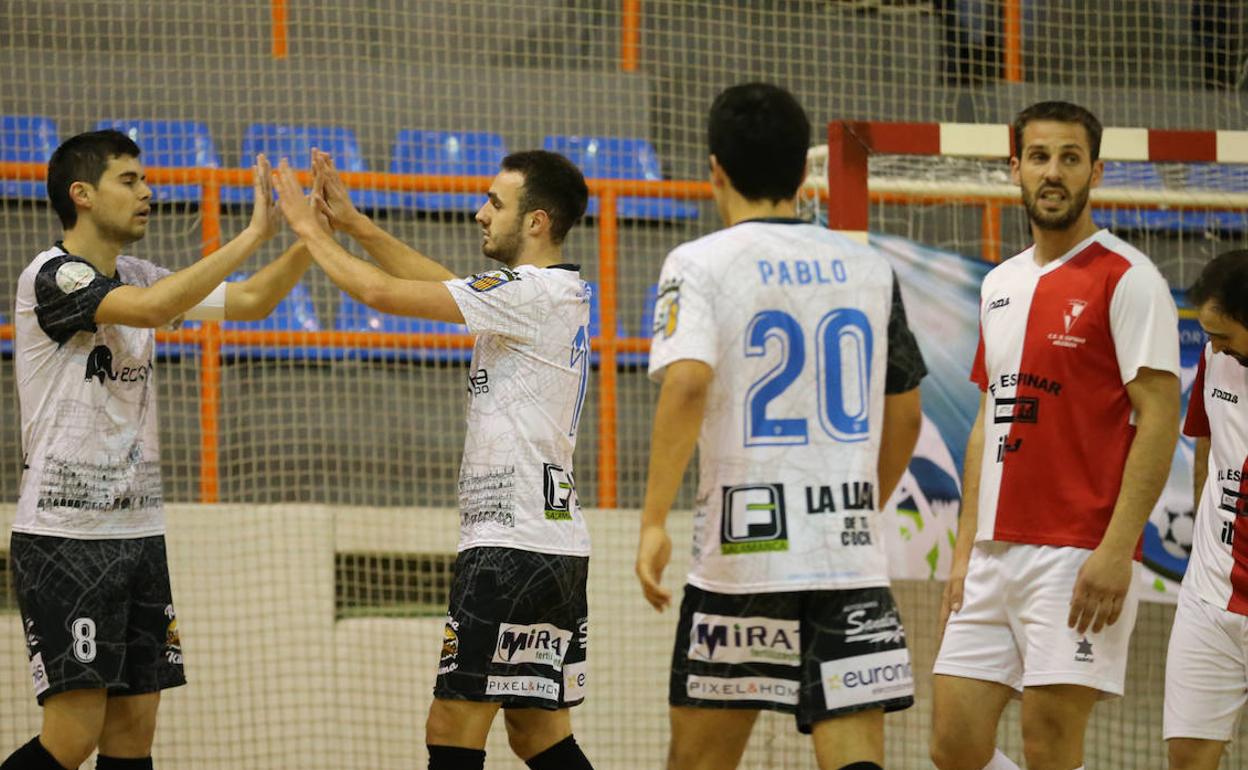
[884,272,927,394]
[33,256,124,345]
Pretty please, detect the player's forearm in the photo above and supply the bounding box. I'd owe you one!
[344,214,456,282]
[951,399,987,572]
[1101,389,1181,555]
[102,226,266,327]
[641,376,708,530]
[877,388,922,506]
[225,242,312,321]
[1193,436,1210,513]
[301,228,391,305]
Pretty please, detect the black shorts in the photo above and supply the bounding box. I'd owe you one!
[670,584,914,733]
[10,533,186,705]
[434,546,588,710]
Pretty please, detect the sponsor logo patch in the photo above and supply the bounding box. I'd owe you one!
[485,675,560,701]
[721,483,788,554]
[492,622,572,670]
[820,648,914,710]
[689,613,800,666]
[563,661,588,702]
[30,652,49,696]
[55,261,96,294]
[438,616,460,674]
[843,602,906,645]
[543,463,575,520]
[686,674,798,705]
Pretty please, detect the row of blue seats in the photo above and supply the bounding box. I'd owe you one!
[0,115,698,220]
[1091,160,1248,233]
[41,281,660,365]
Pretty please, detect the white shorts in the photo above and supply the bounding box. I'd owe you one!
[933,541,1140,697]
[1164,586,1248,741]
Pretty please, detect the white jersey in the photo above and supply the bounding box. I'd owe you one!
[444,264,592,557]
[14,244,169,539]
[1182,344,1248,615]
[648,219,926,594]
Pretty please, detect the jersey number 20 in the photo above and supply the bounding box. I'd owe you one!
[744,308,873,446]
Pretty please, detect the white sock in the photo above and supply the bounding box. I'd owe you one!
[981,749,1022,770]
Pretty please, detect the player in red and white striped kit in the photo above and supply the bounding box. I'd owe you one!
[929,101,1181,770]
[1166,248,1248,770]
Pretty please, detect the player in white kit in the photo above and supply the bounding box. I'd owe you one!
[3,130,308,770]
[635,82,927,770]
[929,101,1182,770]
[273,149,595,770]
[1165,248,1248,770]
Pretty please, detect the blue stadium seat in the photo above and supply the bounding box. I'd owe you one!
[334,292,472,363]
[94,120,219,202]
[1091,161,1182,231]
[618,283,657,368]
[582,281,640,366]
[0,115,58,200]
[390,130,506,212]
[0,311,12,356]
[542,135,699,221]
[221,279,323,361]
[1183,163,1248,233]
[225,124,389,209]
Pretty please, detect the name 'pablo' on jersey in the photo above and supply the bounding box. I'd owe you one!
[756,258,849,287]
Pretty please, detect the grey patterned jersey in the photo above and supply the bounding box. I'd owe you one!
[14,245,170,538]
[444,264,592,557]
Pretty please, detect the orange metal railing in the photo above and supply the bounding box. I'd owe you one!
[0,161,708,507]
[3,160,1238,500]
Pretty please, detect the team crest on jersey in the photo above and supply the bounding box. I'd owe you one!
[653,278,682,339]
[467,268,520,293]
[1048,298,1089,349]
[1062,299,1087,333]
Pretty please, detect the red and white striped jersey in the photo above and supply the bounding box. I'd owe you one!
[1182,345,1248,615]
[970,230,1179,550]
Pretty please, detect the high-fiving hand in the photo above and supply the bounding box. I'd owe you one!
[247,154,281,242]
[271,159,324,240]
[311,150,364,232]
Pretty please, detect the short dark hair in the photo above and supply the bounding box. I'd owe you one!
[499,150,588,244]
[708,82,810,203]
[1012,101,1103,161]
[1188,250,1248,327]
[47,130,142,229]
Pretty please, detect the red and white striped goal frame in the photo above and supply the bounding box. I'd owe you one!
[822,120,1248,245]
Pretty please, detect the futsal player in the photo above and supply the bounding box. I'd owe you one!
[1164,249,1248,770]
[3,130,309,770]
[929,101,1181,770]
[273,149,596,770]
[635,82,927,770]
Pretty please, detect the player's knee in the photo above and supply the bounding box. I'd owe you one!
[502,710,569,760]
[1167,738,1225,770]
[929,731,991,770]
[425,701,460,746]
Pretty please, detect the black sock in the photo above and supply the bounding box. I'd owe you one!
[0,737,68,770]
[427,744,485,770]
[525,735,593,770]
[96,757,153,770]
[837,763,883,770]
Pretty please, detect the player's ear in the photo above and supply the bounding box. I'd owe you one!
[69,180,93,210]
[528,209,551,237]
[1090,157,1104,189]
[708,154,727,187]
